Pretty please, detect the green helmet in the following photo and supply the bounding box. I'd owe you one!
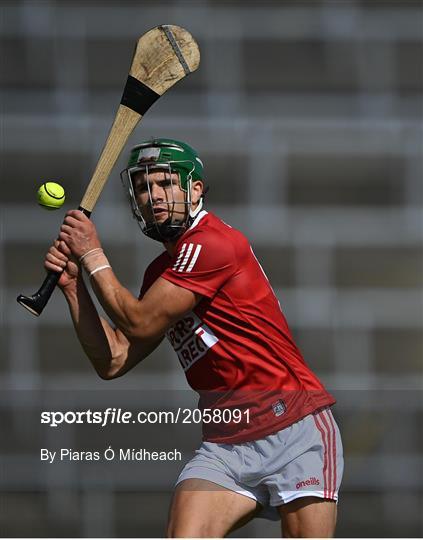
[127,138,204,190]
[121,138,205,242]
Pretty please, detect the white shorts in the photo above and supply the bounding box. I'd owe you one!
[176,407,344,520]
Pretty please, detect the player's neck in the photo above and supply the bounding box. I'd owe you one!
[162,205,197,256]
[162,202,204,257]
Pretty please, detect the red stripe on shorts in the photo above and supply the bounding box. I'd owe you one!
[313,412,329,498]
[325,409,338,499]
[318,410,333,498]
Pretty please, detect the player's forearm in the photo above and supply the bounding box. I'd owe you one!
[88,268,153,339]
[61,277,128,379]
[76,248,148,337]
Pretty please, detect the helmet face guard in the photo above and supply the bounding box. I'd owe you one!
[121,139,204,242]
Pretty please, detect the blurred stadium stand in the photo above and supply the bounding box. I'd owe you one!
[1,0,422,537]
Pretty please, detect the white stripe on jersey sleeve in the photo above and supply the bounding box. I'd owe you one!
[178,243,194,272]
[186,244,202,272]
[172,243,187,271]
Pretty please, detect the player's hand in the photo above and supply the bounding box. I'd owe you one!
[59,210,102,260]
[44,240,80,290]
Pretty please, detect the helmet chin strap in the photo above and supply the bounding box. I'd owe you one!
[144,218,185,242]
[145,197,204,243]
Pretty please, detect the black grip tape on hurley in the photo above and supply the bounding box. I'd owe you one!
[120,75,160,115]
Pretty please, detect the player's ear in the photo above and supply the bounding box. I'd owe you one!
[191,180,204,204]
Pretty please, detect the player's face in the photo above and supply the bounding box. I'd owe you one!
[132,169,187,225]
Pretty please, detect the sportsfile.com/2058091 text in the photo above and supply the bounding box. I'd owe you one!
[40,407,250,428]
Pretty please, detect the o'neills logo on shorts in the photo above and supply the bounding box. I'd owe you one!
[166,312,218,371]
[296,477,320,489]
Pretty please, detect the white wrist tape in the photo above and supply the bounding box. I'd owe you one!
[89,264,112,278]
[79,248,103,263]
[79,247,110,275]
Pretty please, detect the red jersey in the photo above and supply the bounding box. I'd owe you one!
[140,211,335,443]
